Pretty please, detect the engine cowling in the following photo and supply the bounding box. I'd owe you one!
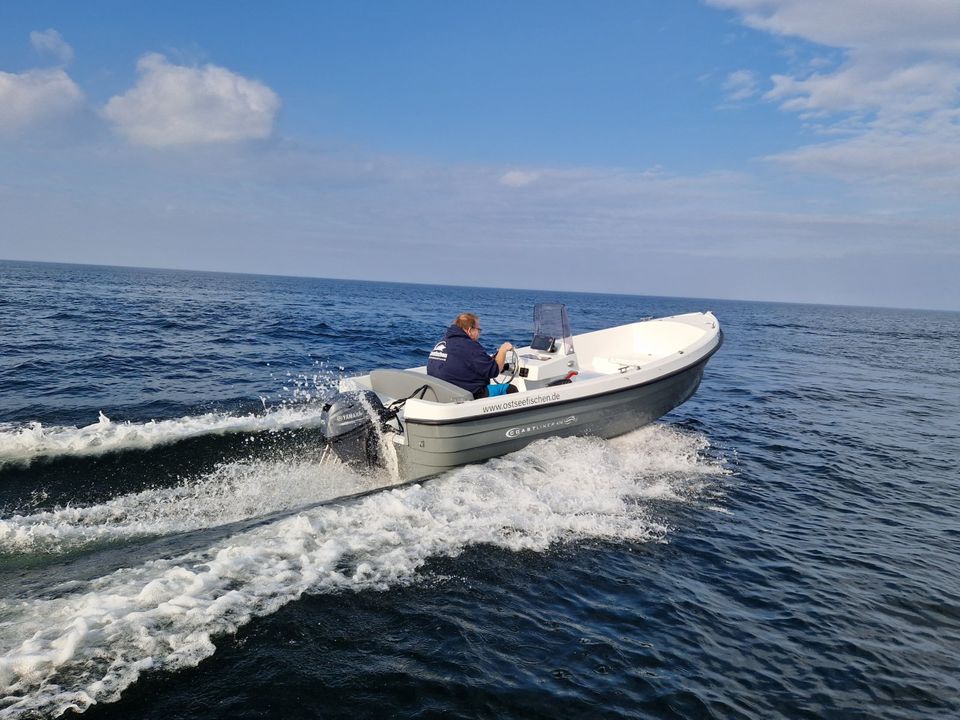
[319,390,388,469]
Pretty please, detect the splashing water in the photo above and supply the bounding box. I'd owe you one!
[0,456,371,555]
[0,407,336,470]
[0,425,727,719]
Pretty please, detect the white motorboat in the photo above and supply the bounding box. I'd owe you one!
[319,303,722,482]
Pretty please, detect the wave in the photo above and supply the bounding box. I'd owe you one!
[0,424,728,719]
[0,455,370,556]
[0,407,333,469]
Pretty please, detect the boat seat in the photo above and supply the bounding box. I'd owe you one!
[369,369,472,404]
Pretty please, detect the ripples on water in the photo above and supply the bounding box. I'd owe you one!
[0,260,958,719]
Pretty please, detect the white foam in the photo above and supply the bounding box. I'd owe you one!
[0,456,373,555]
[0,407,330,469]
[0,424,728,719]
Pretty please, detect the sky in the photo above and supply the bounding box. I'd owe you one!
[1,1,958,310]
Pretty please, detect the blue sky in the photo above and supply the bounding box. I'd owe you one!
[1,1,958,310]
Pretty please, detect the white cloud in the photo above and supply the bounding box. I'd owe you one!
[706,0,960,55]
[723,69,758,101]
[766,58,960,116]
[767,118,960,194]
[0,68,83,132]
[499,170,541,187]
[102,53,280,147]
[30,29,74,65]
[708,0,960,192]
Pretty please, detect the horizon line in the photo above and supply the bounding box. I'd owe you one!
[2,256,957,315]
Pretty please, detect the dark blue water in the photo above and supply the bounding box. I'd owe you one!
[1,260,958,719]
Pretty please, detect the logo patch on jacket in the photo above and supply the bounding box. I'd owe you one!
[429,341,447,361]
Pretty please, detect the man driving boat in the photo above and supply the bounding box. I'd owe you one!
[427,313,519,399]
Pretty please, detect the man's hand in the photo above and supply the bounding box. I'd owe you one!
[494,342,514,371]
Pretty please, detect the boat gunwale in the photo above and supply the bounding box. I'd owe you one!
[402,329,723,426]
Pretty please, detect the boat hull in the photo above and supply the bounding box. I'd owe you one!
[394,352,711,482]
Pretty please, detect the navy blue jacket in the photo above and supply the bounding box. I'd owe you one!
[426,325,500,396]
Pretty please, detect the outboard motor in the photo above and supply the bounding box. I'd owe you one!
[319,390,388,469]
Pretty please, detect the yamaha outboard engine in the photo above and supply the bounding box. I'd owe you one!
[319,390,388,469]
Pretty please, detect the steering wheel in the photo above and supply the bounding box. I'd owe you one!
[498,347,521,385]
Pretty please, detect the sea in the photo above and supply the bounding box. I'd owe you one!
[0,259,958,720]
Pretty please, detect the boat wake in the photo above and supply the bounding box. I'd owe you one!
[0,406,331,470]
[0,456,372,556]
[0,424,728,719]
